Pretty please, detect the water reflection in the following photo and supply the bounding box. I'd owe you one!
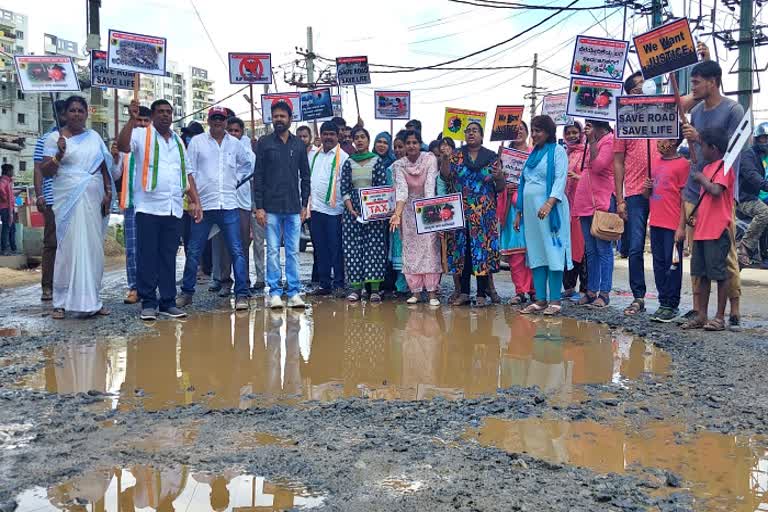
[15,466,326,511]
[17,302,669,409]
[466,417,768,512]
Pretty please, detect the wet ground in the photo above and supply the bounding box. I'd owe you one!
[2,252,768,511]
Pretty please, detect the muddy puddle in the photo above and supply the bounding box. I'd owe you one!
[14,301,669,409]
[15,466,327,511]
[466,417,768,511]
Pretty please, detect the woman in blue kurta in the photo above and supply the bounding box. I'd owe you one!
[513,115,572,315]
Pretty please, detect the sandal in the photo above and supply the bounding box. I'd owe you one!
[369,292,382,303]
[543,304,562,316]
[52,308,65,320]
[681,317,706,330]
[704,318,726,331]
[728,315,742,332]
[475,296,488,308]
[347,292,360,302]
[452,293,471,306]
[577,292,596,306]
[591,293,610,308]
[509,294,527,306]
[520,302,547,315]
[96,307,111,316]
[624,299,645,316]
[487,291,502,304]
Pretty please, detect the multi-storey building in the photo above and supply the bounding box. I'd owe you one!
[187,66,214,128]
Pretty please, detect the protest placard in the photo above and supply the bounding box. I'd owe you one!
[228,53,272,84]
[633,18,698,80]
[14,55,80,92]
[301,88,334,121]
[107,30,167,76]
[566,78,622,121]
[723,109,753,175]
[499,148,529,185]
[616,95,679,139]
[261,93,302,123]
[374,91,411,120]
[542,93,573,126]
[332,94,343,117]
[90,50,135,91]
[571,35,629,82]
[490,105,525,142]
[443,108,487,142]
[336,56,371,86]
[359,186,396,221]
[414,193,465,235]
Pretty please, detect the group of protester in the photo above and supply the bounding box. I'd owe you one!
[29,46,768,331]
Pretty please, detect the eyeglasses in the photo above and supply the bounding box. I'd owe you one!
[210,115,226,121]
[464,128,480,134]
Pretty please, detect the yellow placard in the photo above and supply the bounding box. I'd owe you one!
[633,18,698,80]
[443,108,487,142]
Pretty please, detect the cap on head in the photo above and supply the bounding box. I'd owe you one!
[208,106,228,119]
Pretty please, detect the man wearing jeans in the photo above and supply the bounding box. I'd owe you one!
[253,101,310,309]
[177,107,254,310]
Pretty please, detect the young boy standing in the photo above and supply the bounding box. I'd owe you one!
[644,135,689,322]
[682,129,734,331]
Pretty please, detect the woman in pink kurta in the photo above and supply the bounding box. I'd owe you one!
[390,131,442,306]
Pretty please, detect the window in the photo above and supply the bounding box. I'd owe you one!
[16,89,23,100]
[17,113,24,124]
[14,30,22,39]
[18,161,25,171]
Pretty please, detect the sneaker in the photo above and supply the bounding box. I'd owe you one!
[250,281,266,292]
[654,307,679,323]
[218,285,232,298]
[235,296,250,311]
[406,295,419,304]
[176,293,193,308]
[675,309,698,324]
[287,295,306,308]
[140,308,158,321]
[429,297,441,307]
[41,288,53,302]
[269,295,284,309]
[124,289,139,304]
[159,306,187,319]
[208,282,222,293]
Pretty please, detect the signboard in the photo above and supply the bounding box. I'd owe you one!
[616,94,679,139]
[13,55,80,92]
[443,108,487,142]
[300,88,334,121]
[228,52,272,85]
[566,78,622,121]
[359,186,396,221]
[542,93,573,126]
[413,193,465,234]
[107,30,167,76]
[332,94,343,118]
[90,50,136,91]
[723,109,753,176]
[261,93,302,123]
[571,35,629,82]
[43,33,79,58]
[374,91,411,120]
[490,105,525,142]
[336,56,370,86]
[499,148,529,185]
[633,18,698,80]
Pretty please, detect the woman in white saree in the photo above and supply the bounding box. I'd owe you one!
[41,96,114,319]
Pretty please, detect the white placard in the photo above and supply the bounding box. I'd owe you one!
[107,30,167,76]
[14,55,80,92]
[413,193,465,235]
[500,148,529,185]
[359,186,395,221]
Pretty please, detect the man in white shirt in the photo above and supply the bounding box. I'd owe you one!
[308,121,348,295]
[117,99,203,321]
[177,107,254,310]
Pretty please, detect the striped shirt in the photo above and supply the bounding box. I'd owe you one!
[34,127,56,205]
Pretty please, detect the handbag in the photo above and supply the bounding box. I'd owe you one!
[585,148,624,241]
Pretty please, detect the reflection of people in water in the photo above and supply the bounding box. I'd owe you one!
[122,324,180,411]
[130,465,188,511]
[44,343,108,395]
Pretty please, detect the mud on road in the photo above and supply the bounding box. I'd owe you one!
[2,268,768,511]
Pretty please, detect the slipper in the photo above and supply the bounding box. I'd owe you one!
[369,292,382,303]
[347,292,360,302]
[591,294,610,308]
[520,302,546,315]
[681,318,706,330]
[96,307,111,316]
[623,299,645,316]
[509,294,526,306]
[452,293,471,306]
[704,318,726,331]
[52,308,65,320]
[577,293,596,306]
[543,304,562,316]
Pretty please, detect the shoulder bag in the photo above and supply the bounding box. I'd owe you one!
[585,144,624,241]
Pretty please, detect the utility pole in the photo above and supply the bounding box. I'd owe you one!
[736,0,754,113]
[86,0,106,139]
[651,0,663,93]
[522,54,543,120]
[305,26,318,136]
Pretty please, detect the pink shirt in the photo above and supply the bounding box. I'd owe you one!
[694,160,734,241]
[649,156,688,231]
[565,141,587,218]
[0,175,13,210]
[572,133,615,217]
[614,138,649,198]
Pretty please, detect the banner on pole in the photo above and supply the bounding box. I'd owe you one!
[490,105,525,142]
[565,78,622,121]
[633,18,698,80]
[616,94,679,139]
[413,193,465,234]
[499,148,529,185]
[443,108,487,142]
[332,94,343,117]
[723,109,753,175]
[261,92,302,123]
[359,186,396,221]
[228,53,272,85]
[107,30,167,76]
[90,50,135,91]
[301,88,334,121]
[570,35,629,82]
[336,56,371,86]
[374,91,411,120]
[13,55,80,92]
[542,93,573,126]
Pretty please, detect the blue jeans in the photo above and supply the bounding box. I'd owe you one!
[181,209,249,298]
[650,226,682,309]
[136,213,182,310]
[266,213,301,297]
[625,194,649,299]
[581,198,616,294]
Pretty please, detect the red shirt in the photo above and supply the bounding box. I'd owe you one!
[0,175,13,210]
[694,160,735,241]
[614,138,649,198]
[649,155,689,231]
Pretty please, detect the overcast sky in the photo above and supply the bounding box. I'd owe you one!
[5,0,766,138]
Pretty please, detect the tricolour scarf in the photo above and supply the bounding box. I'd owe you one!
[121,127,186,209]
[311,144,342,207]
[516,142,562,247]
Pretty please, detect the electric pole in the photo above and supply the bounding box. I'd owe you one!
[522,53,544,120]
[86,0,106,139]
[651,0,663,93]
[305,26,315,87]
[736,0,754,113]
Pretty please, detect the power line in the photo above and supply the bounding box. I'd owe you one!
[448,0,604,9]
[173,85,249,125]
[188,0,228,71]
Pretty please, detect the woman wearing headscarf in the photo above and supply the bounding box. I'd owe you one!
[499,120,535,305]
[389,130,442,306]
[341,127,390,302]
[562,121,588,299]
[513,115,572,315]
[384,131,409,296]
[441,122,504,307]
